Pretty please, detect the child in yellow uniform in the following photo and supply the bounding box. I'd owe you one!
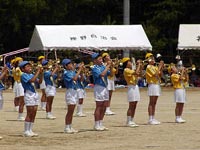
[38,56,47,111]
[12,57,25,121]
[122,57,142,127]
[145,53,164,125]
[171,66,188,123]
[102,53,117,115]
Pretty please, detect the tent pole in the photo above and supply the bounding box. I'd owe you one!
[123,0,130,57]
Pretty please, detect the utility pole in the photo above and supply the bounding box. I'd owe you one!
[123,0,130,57]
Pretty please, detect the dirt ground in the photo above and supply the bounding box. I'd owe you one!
[0,87,200,150]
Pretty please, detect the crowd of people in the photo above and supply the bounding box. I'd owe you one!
[0,52,193,139]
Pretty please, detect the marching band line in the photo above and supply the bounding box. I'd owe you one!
[0,52,190,138]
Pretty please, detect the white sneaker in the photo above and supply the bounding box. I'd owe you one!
[64,128,73,134]
[100,126,109,131]
[24,131,33,137]
[175,118,186,123]
[70,128,78,133]
[148,119,160,125]
[29,130,38,137]
[46,114,56,120]
[17,116,25,121]
[41,107,46,111]
[152,119,161,124]
[14,106,19,112]
[127,121,139,127]
[180,118,186,123]
[76,112,86,117]
[105,110,115,115]
[94,126,104,131]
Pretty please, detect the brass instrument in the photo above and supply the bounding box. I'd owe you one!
[111,58,122,67]
[81,63,92,77]
[45,58,61,70]
[84,62,94,69]
[136,59,145,77]
[186,64,196,73]
[0,55,3,62]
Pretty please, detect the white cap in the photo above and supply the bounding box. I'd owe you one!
[156,53,162,58]
[175,55,181,60]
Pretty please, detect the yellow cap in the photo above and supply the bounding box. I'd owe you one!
[11,59,16,65]
[145,53,153,59]
[15,57,23,62]
[167,63,175,74]
[38,56,45,61]
[102,53,109,58]
[121,57,130,63]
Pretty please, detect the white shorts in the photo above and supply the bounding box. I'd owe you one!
[14,82,24,97]
[127,85,140,102]
[40,80,46,89]
[0,91,3,110]
[174,89,186,103]
[107,79,115,91]
[45,85,56,97]
[148,84,161,96]
[24,90,40,106]
[77,89,86,99]
[65,89,78,105]
[94,85,109,101]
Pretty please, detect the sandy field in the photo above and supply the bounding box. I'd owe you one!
[0,87,200,150]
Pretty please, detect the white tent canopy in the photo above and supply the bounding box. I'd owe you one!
[29,25,152,51]
[178,24,200,50]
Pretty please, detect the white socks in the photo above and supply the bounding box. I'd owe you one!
[41,102,46,108]
[106,107,110,111]
[24,122,34,132]
[149,115,153,121]
[18,113,23,117]
[65,124,71,129]
[77,104,83,114]
[24,122,29,132]
[47,112,51,116]
[95,121,100,127]
[127,116,134,123]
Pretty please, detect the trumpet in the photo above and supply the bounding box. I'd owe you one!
[46,58,61,70]
[186,64,196,73]
[0,55,3,62]
[84,62,94,69]
[111,58,122,67]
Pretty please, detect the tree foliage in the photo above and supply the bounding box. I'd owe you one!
[0,0,200,61]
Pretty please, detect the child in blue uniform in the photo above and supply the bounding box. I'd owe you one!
[0,66,8,139]
[42,60,59,119]
[76,63,89,117]
[91,53,112,131]
[20,61,43,137]
[62,59,84,134]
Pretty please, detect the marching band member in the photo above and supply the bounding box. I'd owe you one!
[75,63,89,117]
[122,57,142,127]
[62,58,84,134]
[0,65,8,139]
[38,56,47,111]
[20,61,43,137]
[175,55,183,71]
[12,57,25,121]
[170,66,188,123]
[102,52,117,115]
[145,53,164,125]
[91,53,112,131]
[11,58,19,112]
[42,60,59,119]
